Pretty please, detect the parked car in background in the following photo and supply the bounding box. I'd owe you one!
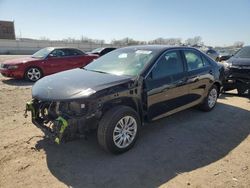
[218,50,232,62]
[0,47,98,81]
[25,45,224,154]
[223,46,250,95]
[206,49,219,61]
[89,47,117,56]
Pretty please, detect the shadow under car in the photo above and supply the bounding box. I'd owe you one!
[34,101,250,188]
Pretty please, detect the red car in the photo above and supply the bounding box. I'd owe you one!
[0,47,98,81]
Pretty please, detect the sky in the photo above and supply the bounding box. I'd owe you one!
[0,0,250,46]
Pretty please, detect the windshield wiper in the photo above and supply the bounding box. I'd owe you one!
[83,68,108,74]
[90,70,109,74]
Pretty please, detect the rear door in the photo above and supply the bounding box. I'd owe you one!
[144,49,189,120]
[182,49,214,106]
[63,49,86,68]
[67,49,95,68]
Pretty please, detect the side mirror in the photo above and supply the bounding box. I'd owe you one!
[48,54,56,58]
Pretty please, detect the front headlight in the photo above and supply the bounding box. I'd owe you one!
[7,65,19,70]
[59,101,88,117]
[79,88,96,96]
[69,101,86,111]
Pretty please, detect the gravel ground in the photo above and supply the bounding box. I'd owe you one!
[0,55,249,188]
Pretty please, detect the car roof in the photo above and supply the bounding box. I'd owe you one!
[92,47,117,51]
[120,45,200,53]
[96,47,116,49]
[47,47,82,50]
[48,45,200,52]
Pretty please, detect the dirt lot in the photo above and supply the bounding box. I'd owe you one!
[0,55,249,188]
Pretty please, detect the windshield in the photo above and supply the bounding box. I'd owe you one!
[234,46,250,58]
[32,47,54,59]
[91,48,103,53]
[85,48,157,76]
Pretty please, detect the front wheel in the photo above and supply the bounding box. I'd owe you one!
[200,85,218,111]
[25,67,42,82]
[97,106,140,154]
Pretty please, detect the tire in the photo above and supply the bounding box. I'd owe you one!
[236,82,247,96]
[199,85,218,111]
[97,106,140,154]
[25,67,43,82]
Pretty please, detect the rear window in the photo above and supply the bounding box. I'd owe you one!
[64,49,84,56]
[184,50,204,71]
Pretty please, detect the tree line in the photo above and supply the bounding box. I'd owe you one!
[19,35,244,48]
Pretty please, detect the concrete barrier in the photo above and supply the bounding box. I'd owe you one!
[0,39,119,54]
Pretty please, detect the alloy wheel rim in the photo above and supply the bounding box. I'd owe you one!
[113,116,137,149]
[208,88,217,108]
[27,68,41,81]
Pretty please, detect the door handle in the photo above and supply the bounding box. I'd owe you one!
[177,80,184,84]
[194,78,199,82]
[176,79,186,86]
[161,84,173,92]
[188,76,199,82]
[209,70,214,75]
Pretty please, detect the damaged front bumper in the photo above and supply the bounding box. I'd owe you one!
[24,99,100,144]
[24,100,69,144]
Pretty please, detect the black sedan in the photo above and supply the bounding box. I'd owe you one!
[223,46,250,95]
[26,45,224,153]
[89,47,116,56]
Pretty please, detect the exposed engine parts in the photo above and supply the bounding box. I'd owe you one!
[25,100,94,144]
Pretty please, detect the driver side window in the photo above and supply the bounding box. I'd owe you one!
[50,49,65,57]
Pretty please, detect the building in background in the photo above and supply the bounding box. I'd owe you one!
[0,21,15,40]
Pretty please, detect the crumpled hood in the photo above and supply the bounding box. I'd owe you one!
[32,68,132,101]
[2,57,36,64]
[228,57,250,66]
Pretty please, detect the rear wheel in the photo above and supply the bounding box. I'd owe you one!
[200,85,218,111]
[97,106,140,154]
[25,67,42,82]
